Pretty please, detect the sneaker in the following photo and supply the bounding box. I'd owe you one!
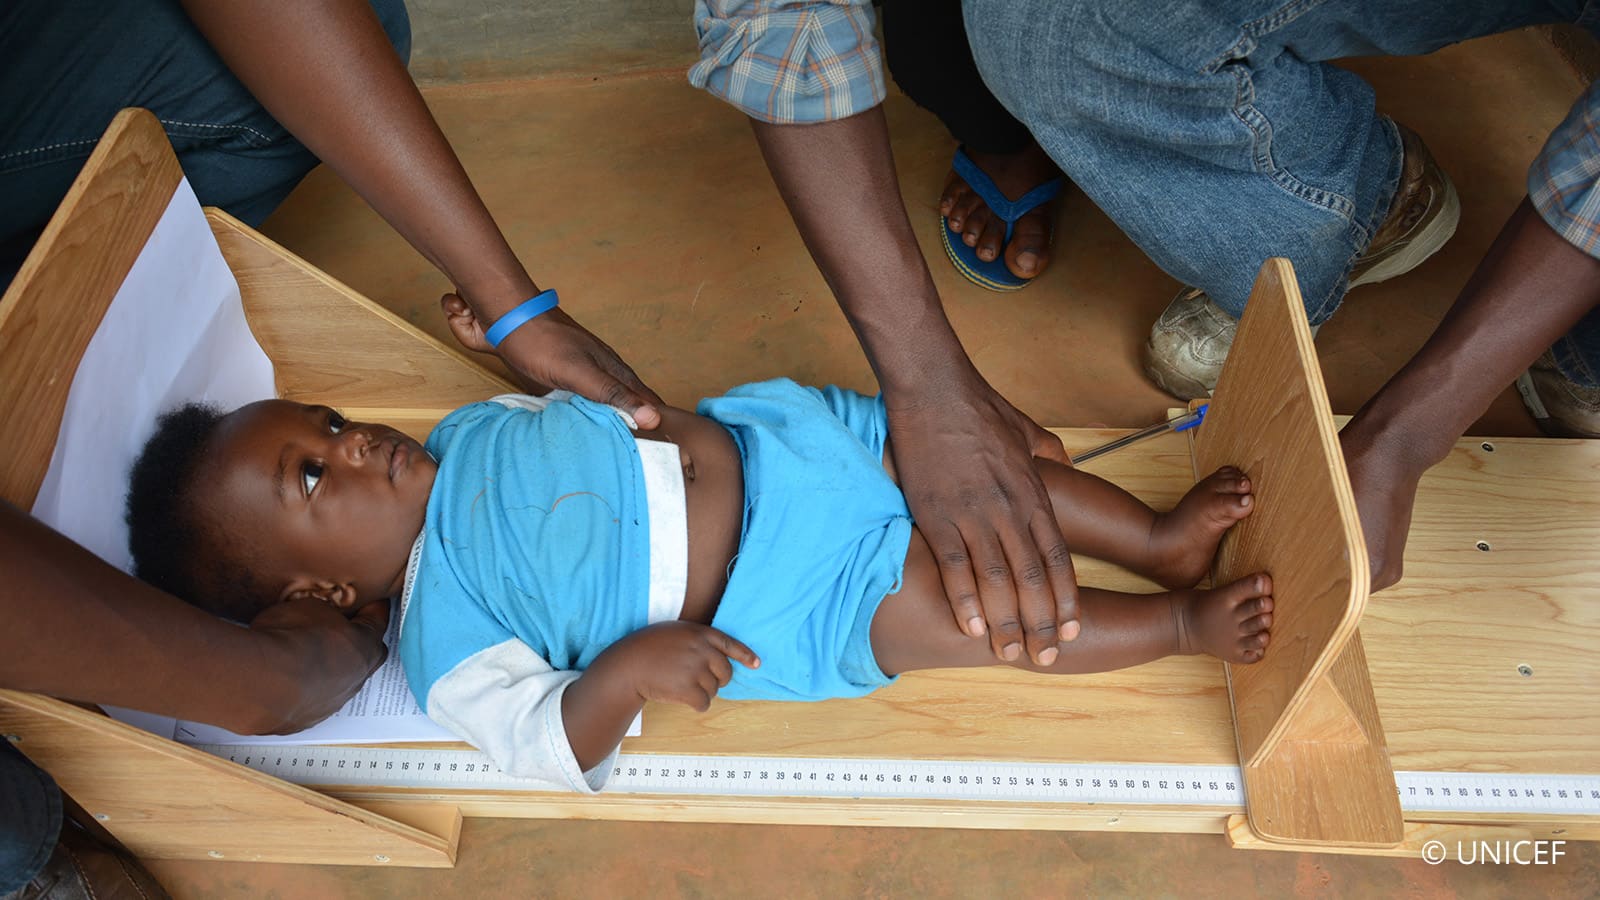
[1143,122,1461,400]
[1516,350,1600,437]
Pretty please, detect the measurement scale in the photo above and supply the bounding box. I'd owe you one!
[194,743,1600,817]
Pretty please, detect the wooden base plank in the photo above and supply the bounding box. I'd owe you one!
[1226,815,1536,858]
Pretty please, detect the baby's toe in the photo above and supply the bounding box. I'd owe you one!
[1207,467,1250,492]
[1240,595,1273,618]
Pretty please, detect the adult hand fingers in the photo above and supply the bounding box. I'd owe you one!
[968,526,1026,661]
[347,599,394,670]
[919,517,986,639]
[1034,512,1080,642]
[248,598,389,732]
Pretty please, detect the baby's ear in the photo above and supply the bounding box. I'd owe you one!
[281,579,360,611]
[441,292,493,354]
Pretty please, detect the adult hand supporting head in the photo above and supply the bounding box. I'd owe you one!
[885,365,1081,664]
[0,500,390,736]
[244,596,392,734]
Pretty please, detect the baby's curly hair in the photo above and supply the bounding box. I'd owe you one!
[125,403,276,622]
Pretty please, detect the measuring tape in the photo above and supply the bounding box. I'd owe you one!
[193,743,1600,816]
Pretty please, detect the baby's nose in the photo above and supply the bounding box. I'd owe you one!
[341,428,374,460]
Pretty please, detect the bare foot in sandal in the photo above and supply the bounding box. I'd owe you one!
[941,142,1065,285]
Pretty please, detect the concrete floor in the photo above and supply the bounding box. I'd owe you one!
[145,28,1597,899]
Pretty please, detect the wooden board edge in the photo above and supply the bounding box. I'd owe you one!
[204,208,515,396]
[0,690,457,859]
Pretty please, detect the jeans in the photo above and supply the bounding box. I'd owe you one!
[0,0,413,288]
[0,0,409,886]
[963,0,1600,385]
[0,739,59,895]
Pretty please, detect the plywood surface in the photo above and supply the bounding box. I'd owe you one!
[0,691,457,866]
[209,210,512,412]
[0,109,180,509]
[1368,436,1600,774]
[1191,259,1372,767]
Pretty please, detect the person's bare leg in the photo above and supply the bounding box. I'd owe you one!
[871,532,1273,677]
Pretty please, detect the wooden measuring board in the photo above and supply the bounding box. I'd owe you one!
[1,111,1596,865]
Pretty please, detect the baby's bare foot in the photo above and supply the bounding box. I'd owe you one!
[1172,573,1273,664]
[1147,466,1253,588]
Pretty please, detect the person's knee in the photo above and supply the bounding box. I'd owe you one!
[962,0,1137,126]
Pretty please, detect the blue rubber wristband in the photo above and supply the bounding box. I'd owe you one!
[485,289,559,348]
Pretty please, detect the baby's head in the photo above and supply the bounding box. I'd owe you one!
[126,400,439,622]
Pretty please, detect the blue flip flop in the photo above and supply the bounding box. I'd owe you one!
[940,147,1064,292]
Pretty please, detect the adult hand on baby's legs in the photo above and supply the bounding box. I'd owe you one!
[886,368,1081,666]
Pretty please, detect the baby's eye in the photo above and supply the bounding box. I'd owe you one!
[302,462,324,496]
[328,411,346,434]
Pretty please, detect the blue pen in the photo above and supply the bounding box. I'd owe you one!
[1069,404,1208,466]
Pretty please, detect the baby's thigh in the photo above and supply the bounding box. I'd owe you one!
[869,529,1002,676]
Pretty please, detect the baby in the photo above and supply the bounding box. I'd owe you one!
[127,370,1271,794]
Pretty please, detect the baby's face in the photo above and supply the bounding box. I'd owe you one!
[196,400,439,606]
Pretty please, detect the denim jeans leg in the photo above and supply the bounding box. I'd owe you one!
[963,0,1583,323]
[0,739,61,895]
[1552,308,1600,388]
[0,0,412,287]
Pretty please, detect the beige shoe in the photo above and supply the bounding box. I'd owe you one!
[1143,122,1460,400]
[1349,123,1461,287]
[1516,350,1600,438]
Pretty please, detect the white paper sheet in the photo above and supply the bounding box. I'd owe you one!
[30,178,276,572]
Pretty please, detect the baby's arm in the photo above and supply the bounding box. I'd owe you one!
[561,622,759,770]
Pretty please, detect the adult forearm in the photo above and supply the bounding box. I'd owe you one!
[0,502,380,734]
[178,0,536,319]
[1346,199,1600,465]
[749,109,972,393]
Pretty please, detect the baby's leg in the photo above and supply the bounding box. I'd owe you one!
[1037,459,1253,589]
[872,531,1273,677]
[878,439,1248,588]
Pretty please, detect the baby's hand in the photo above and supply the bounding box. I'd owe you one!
[612,621,759,712]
